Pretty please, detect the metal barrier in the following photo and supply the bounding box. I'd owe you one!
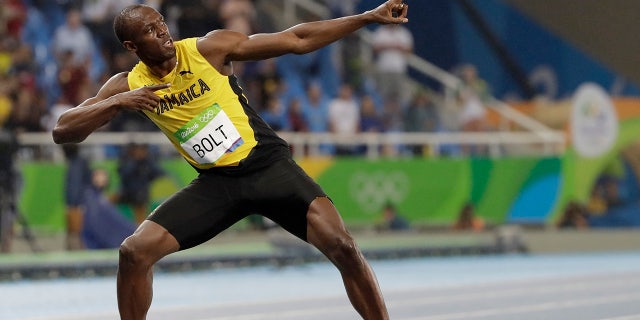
[17,130,566,162]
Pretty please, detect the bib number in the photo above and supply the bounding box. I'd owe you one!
[173,104,244,164]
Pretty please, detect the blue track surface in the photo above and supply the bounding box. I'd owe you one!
[2,251,640,320]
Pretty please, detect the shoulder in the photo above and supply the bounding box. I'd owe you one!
[195,30,248,73]
[196,29,247,56]
[106,72,130,89]
[96,72,131,98]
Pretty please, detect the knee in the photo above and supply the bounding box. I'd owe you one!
[119,235,154,269]
[324,234,364,269]
[118,222,178,269]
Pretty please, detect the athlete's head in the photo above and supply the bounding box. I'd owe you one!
[113,4,176,62]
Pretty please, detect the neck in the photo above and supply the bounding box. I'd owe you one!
[145,56,178,79]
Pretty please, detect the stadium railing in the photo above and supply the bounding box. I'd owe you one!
[14,0,566,161]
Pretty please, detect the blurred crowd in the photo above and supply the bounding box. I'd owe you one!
[0,0,503,252]
[0,0,498,159]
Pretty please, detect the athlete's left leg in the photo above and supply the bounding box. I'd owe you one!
[305,197,389,320]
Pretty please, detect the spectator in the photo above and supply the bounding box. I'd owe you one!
[8,43,37,92]
[0,122,18,253]
[52,7,100,106]
[0,38,12,75]
[371,23,414,105]
[250,58,283,111]
[0,76,11,127]
[453,202,485,232]
[454,64,492,155]
[219,0,256,35]
[300,82,333,155]
[328,83,360,156]
[358,94,384,155]
[62,143,93,250]
[588,174,625,216]
[0,0,27,39]
[57,49,90,106]
[404,90,439,133]
[380,98,405,156]
[20,3,55,103]
[260,96,288,131]
[11,83,45,133]
[377,202,410,232]
[117,143,164,225]
[557,201,589,229]
[286,97,308,133]
[81,0,138,59]
[163,0,223,39]
[277,45,340,102]
[359,94,384,133]
[81,168,137,249]
[285,98,308,156]
[455,64,491,132]
[403,90,440,155]
[52,8,95,70]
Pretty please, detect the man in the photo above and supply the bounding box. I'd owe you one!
[53,1,409,319]
[371,22,414,105]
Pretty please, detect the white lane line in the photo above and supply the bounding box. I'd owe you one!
[401,293,640,320]
[15,312,118,320]
[207,305,356,320]
[388,277,640,308]
[148,277,640,320]
[599,315,640,320]
[386,270,640,298]
[16,272,640,320]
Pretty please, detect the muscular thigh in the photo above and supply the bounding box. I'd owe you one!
[247,158,326,241]
[147,174,247,250]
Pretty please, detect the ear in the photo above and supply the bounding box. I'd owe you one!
[122,40,137,53]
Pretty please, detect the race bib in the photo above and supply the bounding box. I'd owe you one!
[173,103,244,164]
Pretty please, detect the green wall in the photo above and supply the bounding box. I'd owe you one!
[16,156,561,231]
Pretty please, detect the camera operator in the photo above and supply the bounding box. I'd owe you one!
[0,125,18,252]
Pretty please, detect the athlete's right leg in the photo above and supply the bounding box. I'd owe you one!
[117,220,180,320]
[116,171,246,319]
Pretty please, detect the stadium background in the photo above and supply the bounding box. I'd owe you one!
[2,2,640,319]
[10,0,640,233]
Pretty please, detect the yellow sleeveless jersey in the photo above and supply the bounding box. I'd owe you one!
[127,38,288,171]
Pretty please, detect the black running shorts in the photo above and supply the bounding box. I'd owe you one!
[147,158,326,250]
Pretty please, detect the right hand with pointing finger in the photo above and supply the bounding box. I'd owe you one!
[114,83,171,112]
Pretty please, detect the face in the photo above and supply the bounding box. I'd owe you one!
[361,96,376,115]
[124,6,176,63]
[92,169,109,190]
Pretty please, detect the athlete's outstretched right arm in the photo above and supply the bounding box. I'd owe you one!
[52,73,169,144]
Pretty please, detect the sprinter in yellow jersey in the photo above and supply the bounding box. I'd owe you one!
[53,2,408,319]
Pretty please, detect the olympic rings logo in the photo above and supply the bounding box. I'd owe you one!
[199,110,215,123]
[349,170,410,214]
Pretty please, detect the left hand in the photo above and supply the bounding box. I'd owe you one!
[367,0,409,24]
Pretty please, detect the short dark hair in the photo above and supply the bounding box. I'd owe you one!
[113,4,147,43]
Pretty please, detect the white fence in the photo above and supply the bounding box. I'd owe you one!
[17,129,566,162]
[13,0,567,162]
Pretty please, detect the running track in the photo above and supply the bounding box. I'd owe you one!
[2,251,640,320]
